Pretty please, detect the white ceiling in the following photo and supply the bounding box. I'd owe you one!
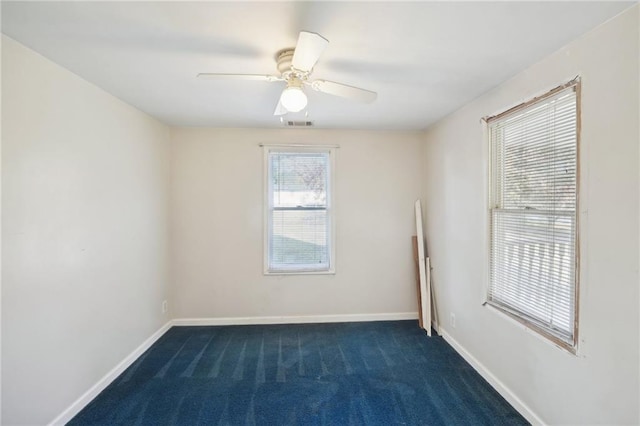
[2,1,634,130]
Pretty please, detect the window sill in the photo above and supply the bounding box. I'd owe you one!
[264,269,336,276]
[484,302,578,356]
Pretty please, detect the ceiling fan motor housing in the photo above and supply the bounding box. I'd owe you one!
[276,49,310,82]
[276,49,295,75]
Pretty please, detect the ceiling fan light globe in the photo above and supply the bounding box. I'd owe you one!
[280,87,307,112]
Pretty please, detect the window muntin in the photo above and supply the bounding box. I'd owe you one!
[487,82,579,350]
[265,148,334,274]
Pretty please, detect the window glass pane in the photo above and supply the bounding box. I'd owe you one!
[500,93,577,212]
[491,210,575,338]
[271,152,327,208]
[270,209,329,269]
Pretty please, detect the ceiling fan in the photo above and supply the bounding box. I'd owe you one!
[197,31,377,115]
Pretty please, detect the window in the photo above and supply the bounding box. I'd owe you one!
[486,80,579,351]
[264,146,335,274]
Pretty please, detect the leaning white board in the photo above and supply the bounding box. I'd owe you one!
[415,199,431,336]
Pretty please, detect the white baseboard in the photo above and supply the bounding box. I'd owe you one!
[172,312,418,326]
[48,321,173,426]
[440,328,545,426]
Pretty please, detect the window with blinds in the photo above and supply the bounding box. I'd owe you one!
[487,81,579,350]
[265,148,334,274]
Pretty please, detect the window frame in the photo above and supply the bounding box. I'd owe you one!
[484,79,581,353]
[263,145,337,275]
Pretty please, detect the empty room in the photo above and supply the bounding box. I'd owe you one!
[2,1,639,425]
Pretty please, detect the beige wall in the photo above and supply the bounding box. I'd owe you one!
[3,6,639,425]
[1,36,171,425]
[420,6,639,424]
[170,128,422,320]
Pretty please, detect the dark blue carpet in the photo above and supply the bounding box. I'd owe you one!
[68,321,529,425]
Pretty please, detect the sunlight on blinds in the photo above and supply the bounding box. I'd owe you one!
[488,85,578,345]
[268,151,331,272]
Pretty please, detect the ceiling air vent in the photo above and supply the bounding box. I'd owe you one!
[285,120,314,127]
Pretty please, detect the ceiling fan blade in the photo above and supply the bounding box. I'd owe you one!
[273,100,288,116]
[197,73,281,82]
[291,31,329,72]
[309,80,377,103]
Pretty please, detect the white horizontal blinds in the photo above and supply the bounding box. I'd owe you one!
[489,86,577,344]
[268,151,330,272]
